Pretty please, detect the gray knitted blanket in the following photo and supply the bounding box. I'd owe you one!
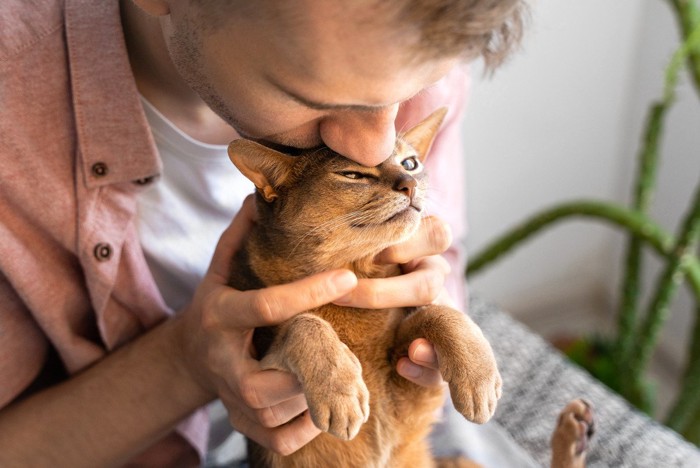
[469,296,700,467]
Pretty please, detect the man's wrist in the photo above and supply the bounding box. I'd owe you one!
[163,313,217,406]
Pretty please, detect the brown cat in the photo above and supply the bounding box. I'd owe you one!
[227,109,501,467]
[226,109,595,467]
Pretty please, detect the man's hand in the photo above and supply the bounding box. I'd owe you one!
[334,216,453,389]
[177,196,358,455]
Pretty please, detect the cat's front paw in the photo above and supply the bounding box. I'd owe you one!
[445,337,502,424]
[303,343,370,440]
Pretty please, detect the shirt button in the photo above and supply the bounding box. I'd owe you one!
[93,243,113,261]
[91,162,109,177]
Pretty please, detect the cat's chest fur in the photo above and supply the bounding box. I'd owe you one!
[230,248,411,385]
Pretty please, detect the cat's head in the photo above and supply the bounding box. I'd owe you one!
[228,108,447,272]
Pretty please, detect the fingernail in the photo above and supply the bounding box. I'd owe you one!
[411,342,432,363]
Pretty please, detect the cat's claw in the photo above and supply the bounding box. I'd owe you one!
[304,345,370,440]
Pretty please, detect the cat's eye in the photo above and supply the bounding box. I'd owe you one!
[339,171,373,180]
[401,156,420,171]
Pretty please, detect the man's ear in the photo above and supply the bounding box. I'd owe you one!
[228,139,297,202]
[401,107,448,162]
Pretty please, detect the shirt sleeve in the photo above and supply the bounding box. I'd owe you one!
[395,64,471,311]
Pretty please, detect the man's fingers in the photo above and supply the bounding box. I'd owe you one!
[254,394,310,429]
[237,368,303,410]
[396,358,444,388]
[396,339,444,388]
[334,256,448,309]
[407,338,439,369]
[257,411,321,455]
[225,404,321,456]
[217,349,310,428]
[225,378,309,429]
[376,216,452,265]
[221,269,358,328]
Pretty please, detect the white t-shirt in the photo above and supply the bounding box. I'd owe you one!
[136,97,253,465]
[136,97,254,312]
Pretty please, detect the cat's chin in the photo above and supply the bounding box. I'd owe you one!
[350,206,422,230]
[385,205,422,224]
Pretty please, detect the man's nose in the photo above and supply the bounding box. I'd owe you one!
[318,104,399,167]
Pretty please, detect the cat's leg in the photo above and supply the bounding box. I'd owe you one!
[260,313,370,440]
[394,305,501,424]
[550,399,595,468]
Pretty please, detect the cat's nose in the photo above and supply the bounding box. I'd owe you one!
[394,175,416,200]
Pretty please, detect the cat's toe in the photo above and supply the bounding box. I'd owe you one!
[449,368,501,424]
[329,399,366,440]
[305,350,370,440]
[308,381,369,440]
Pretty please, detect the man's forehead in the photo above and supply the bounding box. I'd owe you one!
[203,0,449,101]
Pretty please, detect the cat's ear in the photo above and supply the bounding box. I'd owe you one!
[401,107,448,162]
[228,139,296,202]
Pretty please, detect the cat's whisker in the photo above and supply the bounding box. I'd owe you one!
[396,118,410,136]
[425,185,448,197]
[286,211,368,259]
[424,191,452,213]
[308,146,328,158]
[287,206,386,258]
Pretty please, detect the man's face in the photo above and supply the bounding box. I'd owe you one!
[161,0,458,166]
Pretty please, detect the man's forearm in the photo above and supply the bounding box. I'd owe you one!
[0,315,214,467]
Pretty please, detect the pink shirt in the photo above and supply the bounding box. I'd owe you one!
[0,0,468,463]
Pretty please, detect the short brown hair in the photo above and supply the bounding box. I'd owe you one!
[388,0,526,70]
[191,0,527,70]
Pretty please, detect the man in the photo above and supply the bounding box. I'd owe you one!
[0,0,523,465]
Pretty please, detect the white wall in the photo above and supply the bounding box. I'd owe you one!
[463,0,699,371]
[464,0,644,314]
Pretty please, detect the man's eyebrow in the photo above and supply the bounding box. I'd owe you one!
[271,79,389,112]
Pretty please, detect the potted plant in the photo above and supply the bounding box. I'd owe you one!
[466,0,700,445]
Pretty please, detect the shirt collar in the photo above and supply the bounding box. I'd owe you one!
[65,0,161,189]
